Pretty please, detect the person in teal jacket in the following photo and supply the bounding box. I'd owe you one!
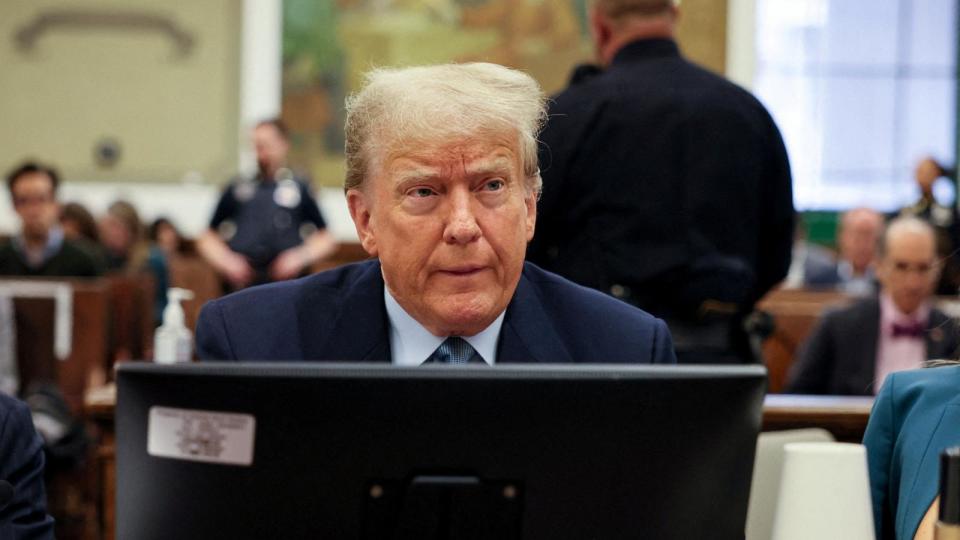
[864,363,960,539]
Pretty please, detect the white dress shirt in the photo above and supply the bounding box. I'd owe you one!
[383,287,505,366]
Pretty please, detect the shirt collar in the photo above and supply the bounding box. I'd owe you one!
[14,226,64,268]
[612,38,680,66]
[879,292,931,330]
[384,286,505,366]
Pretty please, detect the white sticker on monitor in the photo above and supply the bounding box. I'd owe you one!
[147,406,255,466]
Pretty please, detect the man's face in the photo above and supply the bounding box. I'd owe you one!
[253,124,289,176]
[838,212,882,273]
[347,134,537,337]
[877,230,938,314]
[11,172,59,240]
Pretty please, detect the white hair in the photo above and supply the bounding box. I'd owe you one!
[879,216,936,259]
[343,63,546,194]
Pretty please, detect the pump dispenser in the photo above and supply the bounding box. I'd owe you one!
[154,288,195,364]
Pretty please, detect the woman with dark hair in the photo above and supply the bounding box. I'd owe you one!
[864,360,960,539]
[59,202,99,244]
[147,217,183,256]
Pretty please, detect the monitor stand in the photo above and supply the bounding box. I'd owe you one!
[363,474,523,540]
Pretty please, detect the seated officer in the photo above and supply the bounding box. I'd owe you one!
[786,217,960,395]
[0,162,104,277]
[197,63,676,365]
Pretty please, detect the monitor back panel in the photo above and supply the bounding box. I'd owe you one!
[116,363,766,540]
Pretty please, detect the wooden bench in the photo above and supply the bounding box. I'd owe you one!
[757,289,855,393]
[3,278,111,540]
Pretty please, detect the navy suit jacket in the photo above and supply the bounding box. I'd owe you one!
[197,260,676,364]
[0,393,54,539]
[864,365,960,540]
[785,296,960,395]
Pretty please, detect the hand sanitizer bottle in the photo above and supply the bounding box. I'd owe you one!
[154,288,195,364]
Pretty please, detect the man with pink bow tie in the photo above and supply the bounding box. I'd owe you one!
[786,217,960,395]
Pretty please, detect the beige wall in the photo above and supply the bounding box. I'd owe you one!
[677,0,728,75]
[0,0,240,183]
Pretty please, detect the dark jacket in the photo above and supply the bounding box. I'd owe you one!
[0,238,103,277]
[786,296,960,395]
[196,260,676,365]
[0,393,55,539]
[528,38,794,316]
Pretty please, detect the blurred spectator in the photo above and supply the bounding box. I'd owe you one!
[899,156,960,295]
[59,202,99,244]
[59,201,108,269]
[145,217,184,325]
[197,118,336,290]
[99,200,148,272]
[803,208,883,295]
[148,217,183,256]
[786,217,960,395]
[0,161,103,277]
[783,214,837,289]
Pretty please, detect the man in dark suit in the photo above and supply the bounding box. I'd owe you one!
[786,217,960,395]
[802,207,883,295]
[197,63,676,365]
[526,0,794,364]
[0,393,55,539]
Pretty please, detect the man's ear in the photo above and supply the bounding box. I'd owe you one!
[525,185,537,243]
[590,7,612,61]
[346,188,378,257]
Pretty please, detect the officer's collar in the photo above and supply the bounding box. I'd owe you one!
[612,38,680,65]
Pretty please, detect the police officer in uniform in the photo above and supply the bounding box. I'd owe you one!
[527,0,794,364]
[198,119,336,290]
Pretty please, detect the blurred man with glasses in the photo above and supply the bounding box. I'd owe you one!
[0,161,103,277]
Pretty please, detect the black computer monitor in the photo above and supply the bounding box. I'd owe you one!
[116,363,766,540]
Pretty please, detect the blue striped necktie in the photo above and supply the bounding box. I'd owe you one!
[423,337,485,365]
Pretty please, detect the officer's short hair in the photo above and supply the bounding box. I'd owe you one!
[255,118,290,141]
[593,0,677,20]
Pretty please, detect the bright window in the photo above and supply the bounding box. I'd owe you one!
[754,0,958,211]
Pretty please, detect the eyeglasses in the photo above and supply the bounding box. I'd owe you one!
[12,194,55,207]
[889,260,937,275]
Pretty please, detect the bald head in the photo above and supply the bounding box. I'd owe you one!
[877,217,938,314]
[590,0,679,66]
[593,0,678,20]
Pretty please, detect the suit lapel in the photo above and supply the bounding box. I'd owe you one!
[851,298,881,394]
[299,261,391,362]
[498,268,573,364]
[925,309,958,360]
[899,400,960,539]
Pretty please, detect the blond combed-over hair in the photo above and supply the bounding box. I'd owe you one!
[344,62,547,195]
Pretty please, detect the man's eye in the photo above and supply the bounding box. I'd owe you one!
[483,179,505,191]
[410,188,435,198]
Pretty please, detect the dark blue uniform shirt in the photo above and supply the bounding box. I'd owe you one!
[210,171,326,282]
